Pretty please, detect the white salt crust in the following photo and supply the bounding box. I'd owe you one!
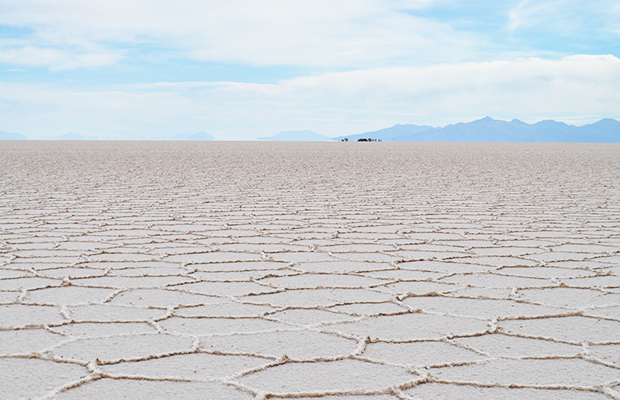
[1,141,620,399]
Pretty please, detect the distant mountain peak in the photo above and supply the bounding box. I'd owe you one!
[0,131,27,140]
[346,117,620,143]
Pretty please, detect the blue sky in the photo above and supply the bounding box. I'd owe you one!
[1,0,619,140]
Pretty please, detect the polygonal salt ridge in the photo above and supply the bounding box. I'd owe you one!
[359,339,488,368]
[173,301,275,318]
[99,351,274,381]
[361,269,448,281]
[48,321,158,338]
[263,308,359,327]
[584,305,620,321]
[0,328,70,356]
[258,272,388,290]
[524,251,597,263]
[0,276,64,291]
[396,260,497,274]
[184,261,289,272]
[140,245,215,256]
[0,304,68,329]
[291,395,399,400]
[440,272,554,288]
[35,266,108,279]
[592,255,620,265]
[268,252,339,263]
[427,357,620,389]
[211,244,311,254]
[52,377,255,400]
[450,332,583,358]
[403,382,612,399]
[159,315,295,337]
[325,312,490,342]
[291,260,395,274]
[163,252,265,264]
[168,280,279,297]
[66,275,195,289]
[237,357,421,396]
[327,302,410,316]
[468,246,546,256]
[21,286,120,306]
[562,275,620,289]
[11,250,91,260]
[516,287,620,309]
[315,244,398,253]
[332,252,399,263]
[447,286,515,299]
[200,329,360,361]
[396,243,468,252]
[108,288,223,308]
[0,356,92,400]
[0,268,34,279]
[402,295,569,320]
[499,315,620,345]
[589,344,620,370]
[444,256,541,268]
[54,241,117,251]
[376,279,462,296]
[66,304,168,323]
[45,333,191,364]
[550,243,619,253]
[495,266,597,279]
[83,252,160,263]
[189,269,296,282]
[234,235,301,244]
[242,287,394,308]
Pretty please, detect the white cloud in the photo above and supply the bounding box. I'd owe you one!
[0,46,121,69]
[1,55,618,139]
[507,0,620,35]
[0,0,480,69]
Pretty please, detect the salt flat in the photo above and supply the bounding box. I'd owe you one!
[1,141,620,399]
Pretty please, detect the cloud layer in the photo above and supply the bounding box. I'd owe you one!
[0,0,480,69]
[2,55,618,139]
[0,1,618,138]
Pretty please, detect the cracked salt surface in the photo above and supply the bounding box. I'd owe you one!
[1,141,620,399]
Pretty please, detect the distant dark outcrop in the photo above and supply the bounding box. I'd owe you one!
[333,124,433,142]
[336,117,620,142]
[0,131,27,140]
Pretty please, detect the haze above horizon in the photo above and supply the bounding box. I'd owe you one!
[1,1,619,140]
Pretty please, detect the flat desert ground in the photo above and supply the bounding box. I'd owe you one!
[1,141,620,399]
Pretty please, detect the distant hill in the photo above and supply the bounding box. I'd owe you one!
[0,131,27,140]
[336,117,620,142]
[259,130,332,141]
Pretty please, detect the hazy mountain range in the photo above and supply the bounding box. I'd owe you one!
[333,117,620,142]
[0,131,27,140]
[2,118,619,142]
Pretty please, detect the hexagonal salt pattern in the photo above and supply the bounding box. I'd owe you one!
[2,141,620,398]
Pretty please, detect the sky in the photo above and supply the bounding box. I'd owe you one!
[1,0,619,140]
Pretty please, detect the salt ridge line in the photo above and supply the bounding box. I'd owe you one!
[0,141,620,399]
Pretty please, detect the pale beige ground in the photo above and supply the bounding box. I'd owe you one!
[1,141,620,399]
